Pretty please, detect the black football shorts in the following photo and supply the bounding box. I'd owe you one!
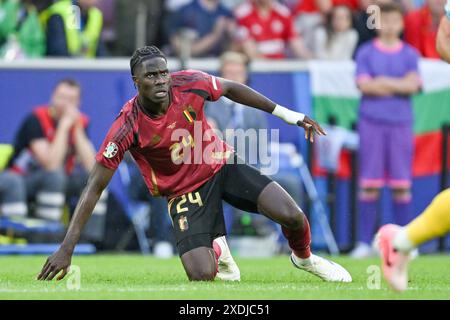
[168,153,273,256]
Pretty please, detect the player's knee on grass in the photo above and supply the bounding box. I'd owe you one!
[257,181,305,230]
[186,265,216,281]
[181,246,216,281]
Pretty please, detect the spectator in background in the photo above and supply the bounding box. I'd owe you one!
[313,5,358,59]
[404,0,446,58]
[234,0,313,59]
[40,0,105,57]
[290,0,332,53]
[113,0,163,56]
[0,0,45,59]
[205,51,303,243]
[290,0,359,52]
[5,79,108,242]
[351,3,421,258]
[354,0,375,50]
[168,0,235,57]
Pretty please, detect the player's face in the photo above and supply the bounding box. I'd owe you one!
[51,83,81,116]
[134,57,171,105]
[379,11,404,38]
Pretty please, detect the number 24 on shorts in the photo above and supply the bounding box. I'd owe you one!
[175,192,203,214]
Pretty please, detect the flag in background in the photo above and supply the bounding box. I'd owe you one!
[309,59,450,179]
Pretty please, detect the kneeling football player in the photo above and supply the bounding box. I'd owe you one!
[38,46,351,283]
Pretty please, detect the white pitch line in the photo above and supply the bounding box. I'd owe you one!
[0,285,438,294]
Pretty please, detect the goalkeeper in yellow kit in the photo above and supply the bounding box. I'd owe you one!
[376,0,450,292]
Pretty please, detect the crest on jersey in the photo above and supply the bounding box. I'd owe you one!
[103,142,118,158]
[183,105,196,123]
[178,215,189,232]
[151,134,162,145]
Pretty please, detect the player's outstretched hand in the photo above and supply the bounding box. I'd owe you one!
[297,116,326,143]
[37,249,72,281]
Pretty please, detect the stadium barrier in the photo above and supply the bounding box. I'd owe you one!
[1,58,450,252]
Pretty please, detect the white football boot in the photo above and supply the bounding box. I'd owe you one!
[213,236,241,281]
[290,253,352,282]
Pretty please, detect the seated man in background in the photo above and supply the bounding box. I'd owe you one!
[4,79,107,242]
[168,0,235,57]
[205,51,303,250]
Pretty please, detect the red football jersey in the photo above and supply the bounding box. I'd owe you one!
[96,70,233,198]
[235,1,298,59]
[404,7,440,59]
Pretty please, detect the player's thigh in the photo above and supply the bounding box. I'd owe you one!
[222,156,303,229]
[222,155,273,213]
[168,173,226,256]
[387,123,413,189]
[256,181,305,230]
[358,117,386,188]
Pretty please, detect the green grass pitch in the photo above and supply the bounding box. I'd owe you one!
[0,254,449,299]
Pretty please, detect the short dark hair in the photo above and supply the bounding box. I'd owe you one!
[130,46,167,76]
[379,2,403,15]
[53,78,81,93]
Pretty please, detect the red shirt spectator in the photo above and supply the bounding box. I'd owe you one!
[235,0,311,59]
[404,3,444,58]
[294,0,359,14]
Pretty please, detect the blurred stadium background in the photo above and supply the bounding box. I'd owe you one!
[0,0,449,261]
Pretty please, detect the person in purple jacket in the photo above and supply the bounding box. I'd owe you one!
[350,2,422,258]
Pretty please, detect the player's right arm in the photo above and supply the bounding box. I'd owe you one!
[37,163,114,281]
[37,108,135,281]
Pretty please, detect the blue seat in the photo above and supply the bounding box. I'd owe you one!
[0,218,96,255]
[0,217,64,234]
[0,243,95,255]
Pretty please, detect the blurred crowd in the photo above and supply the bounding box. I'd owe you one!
[0,0,447,60]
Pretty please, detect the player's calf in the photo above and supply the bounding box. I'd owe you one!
[257,182,311,258]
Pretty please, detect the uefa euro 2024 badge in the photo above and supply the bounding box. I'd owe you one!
[103,141,118,158]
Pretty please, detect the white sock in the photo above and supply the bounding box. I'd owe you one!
[292,252,312,265]
[392,227,414,253]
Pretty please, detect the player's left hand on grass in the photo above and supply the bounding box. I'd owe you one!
[297,116,326,143]
[37,249,72,281]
